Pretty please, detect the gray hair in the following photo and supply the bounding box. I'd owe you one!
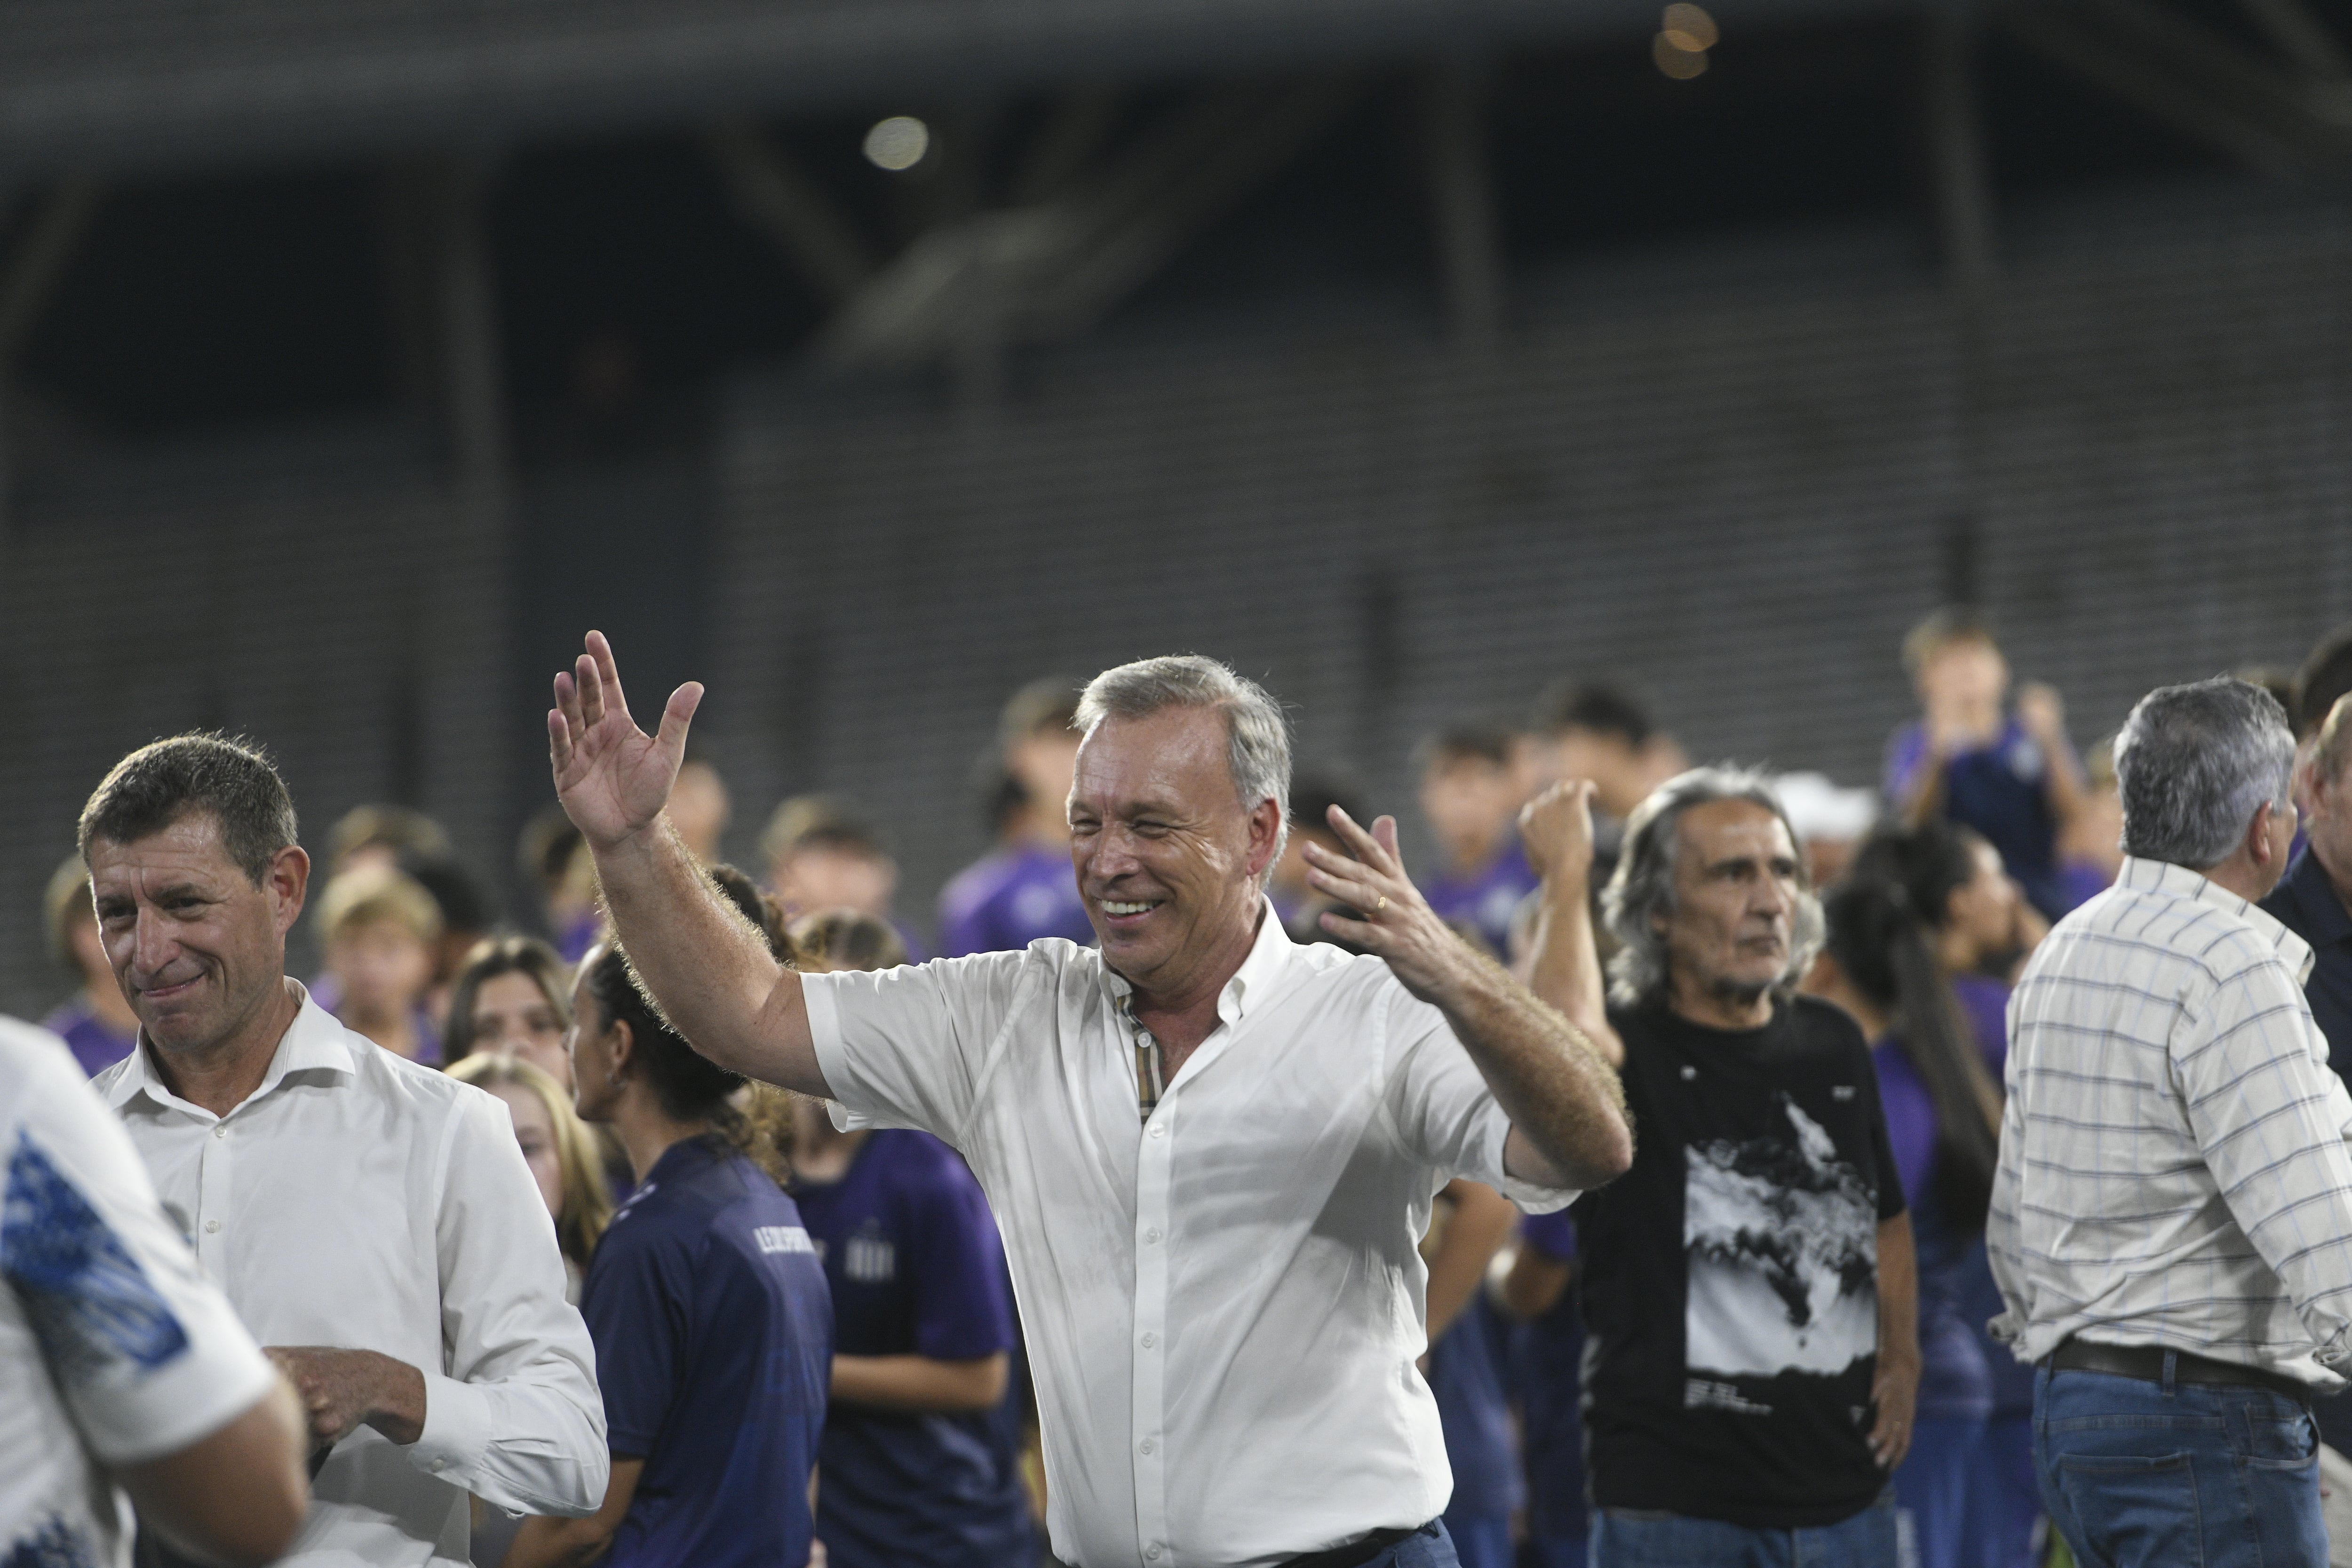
[1600,765,1824,1008]
[2114,676,2295,869]
[1075,655,1293,883]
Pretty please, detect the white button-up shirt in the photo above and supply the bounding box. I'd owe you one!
[94,987,607,1566]
[804,904,1573,1568]
[1988,856,2352,1386]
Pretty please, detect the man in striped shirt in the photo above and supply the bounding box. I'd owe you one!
[1988,675,2352,1566]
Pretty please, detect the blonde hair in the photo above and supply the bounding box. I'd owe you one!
[445,1053,613,1270]
[318,864,443,947]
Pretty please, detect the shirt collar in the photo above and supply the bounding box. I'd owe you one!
[1099,897,1294,1025]
[2118,855,2315,985]
[104,979,358,1116]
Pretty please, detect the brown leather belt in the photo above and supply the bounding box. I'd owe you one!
[1279,1524,1427,1568]
[2046,1337,2313,1404]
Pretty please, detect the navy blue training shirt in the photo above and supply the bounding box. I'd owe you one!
[793,1129,1033,1568]
[582,1136,834,1568]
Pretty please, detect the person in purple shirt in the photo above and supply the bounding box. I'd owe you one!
[1416,721,1540,955]
[938,678,1093,956]
[1884,610,2088,920]
[1500,1209,1589,1568]
[39,854,140,1075]
[787,909,1036,1568]
[1834,820,2045,1568]
[1811,865,2006,1568]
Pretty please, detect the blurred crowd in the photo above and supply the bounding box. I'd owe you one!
[20,606,2352,1568]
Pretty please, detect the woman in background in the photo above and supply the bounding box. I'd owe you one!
[506,869,833,1568]
[445,1052,611,1298]
[787,908,1036,1568]
[444,936,578,1090]
[1810,824,2010,1568]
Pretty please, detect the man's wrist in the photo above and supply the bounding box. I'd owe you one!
[365,1353,429,1446]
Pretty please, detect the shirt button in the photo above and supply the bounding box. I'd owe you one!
[203,1219,221,1234]
[211,1126,227,1139]
[1141,1332,1157,1348]
[1140,1438,1157,1455]
[1149,1123,1166,1138]
[1146,1545,1163,1560]
[1144,1228,1161,1244]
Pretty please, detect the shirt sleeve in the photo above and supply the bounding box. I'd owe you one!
[2,1035,277,1466]
[578,1227,685,1458]
[407,1085,610,1516]
[1883,722,1928,804]
[902,1158,1017,1364]
[2174,953,2352,1369]
[806,951,1038,1145]
[1383,989,1576,1214]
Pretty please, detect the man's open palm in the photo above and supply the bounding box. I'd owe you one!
[548,630,704,851]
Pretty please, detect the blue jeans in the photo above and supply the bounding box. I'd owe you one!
[2033,1362,2324,1568]
[1361,1520,1462,1568]
[1589,1490,1897,1566]
[1520,1534,1588,1568]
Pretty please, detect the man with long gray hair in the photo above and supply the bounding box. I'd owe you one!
[1989,676,2352,1565]
[544,633,1633,1568]
[1518,766,1918,1566]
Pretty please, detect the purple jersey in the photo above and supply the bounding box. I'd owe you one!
[936,842,1092,957]
[792,1130,1030,1568]
[1870,1037,1994,1422]
[1422,839,1539,956]
[39,995,135,1078]
[1950,972,2011,1079]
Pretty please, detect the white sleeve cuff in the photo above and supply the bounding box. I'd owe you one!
[1481,1105,1577,1215]
[803,974,881,1131]
[409,1370,490,1480]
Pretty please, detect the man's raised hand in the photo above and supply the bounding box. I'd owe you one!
[1519,780,1598,887]
[1304,807,1476,1004]
[548,630,704,851]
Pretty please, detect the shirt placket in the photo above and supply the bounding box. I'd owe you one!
[1128,1009,1173,1566]
[193,1109,234,1274]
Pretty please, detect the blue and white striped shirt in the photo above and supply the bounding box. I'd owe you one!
[1987,856,2352,1387]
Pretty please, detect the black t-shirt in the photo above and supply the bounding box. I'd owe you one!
[1574,995,1906,1528]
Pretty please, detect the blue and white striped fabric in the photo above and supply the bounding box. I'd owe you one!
[1987,856,2352,1388]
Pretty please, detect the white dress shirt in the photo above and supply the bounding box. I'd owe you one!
[1988,856,2352,1386]
[804,903,1573,1568]
[94,987,607,1566]
[2,1016,277,1568]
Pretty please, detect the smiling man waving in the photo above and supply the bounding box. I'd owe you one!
[548,636,1631,1568]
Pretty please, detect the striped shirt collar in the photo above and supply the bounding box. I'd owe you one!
[2115,854,2313,985]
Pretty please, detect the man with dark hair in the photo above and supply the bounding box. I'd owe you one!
[1417,720,1539,954]
[938,678,1095,955]
[1992,677,2352,1564]
[1526,681,1687,901]
[1519,770,1917,1566]
[81,733,607,1567]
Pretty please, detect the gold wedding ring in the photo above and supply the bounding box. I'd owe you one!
[1375,895,1389,913]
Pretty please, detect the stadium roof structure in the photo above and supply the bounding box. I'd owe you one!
[0,0,1915,178]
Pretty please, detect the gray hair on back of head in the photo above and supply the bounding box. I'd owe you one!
[1601,764,1824,1009]
[1075,655,1293,885]
[2114,676,2295,869]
